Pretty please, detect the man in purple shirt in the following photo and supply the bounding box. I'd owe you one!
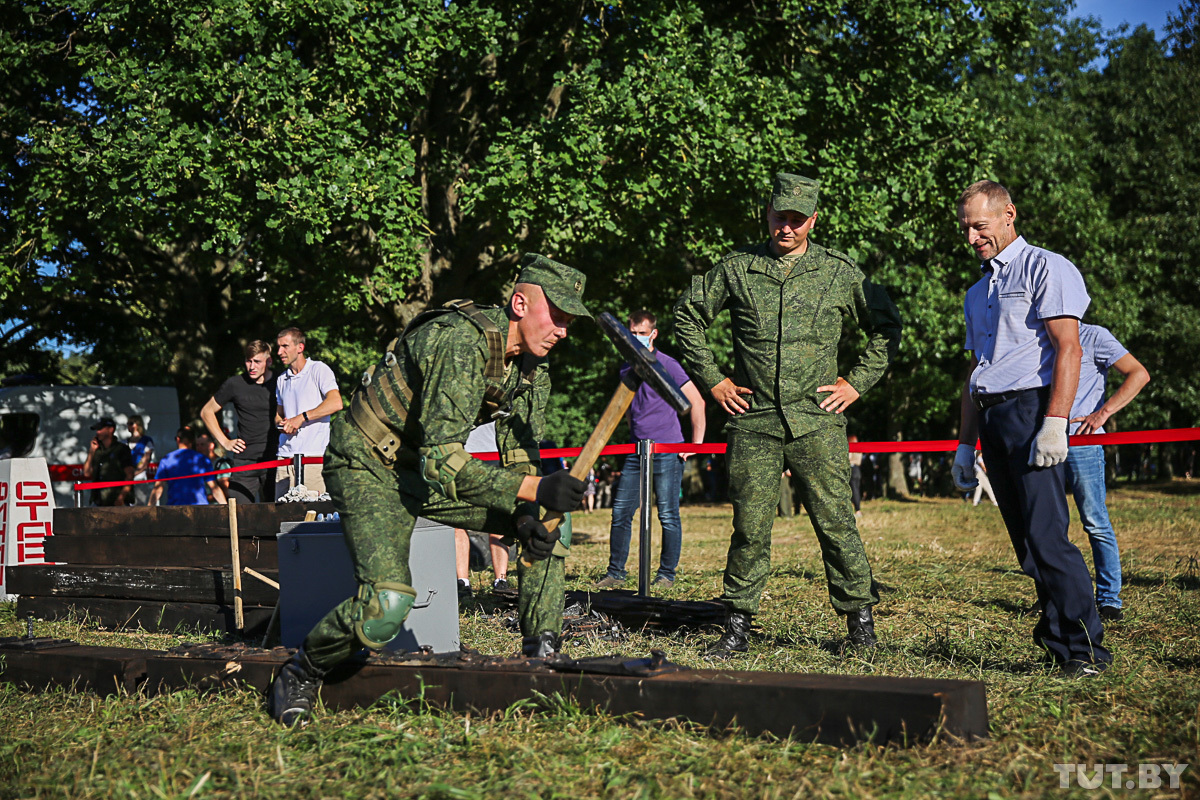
[1063,324,1150,622]
[596,310,706,589]
[951,180,1111,677]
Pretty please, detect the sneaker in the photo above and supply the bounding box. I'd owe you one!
[1097,605,1124,623]
[492,578,511,592]
[651,576,674,589]
[457,579,473,600]
[268,650,326,727]
[1059,659,1111,678]
[595,575,624,589]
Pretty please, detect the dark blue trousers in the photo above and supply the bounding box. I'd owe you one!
[979,387,1110,665]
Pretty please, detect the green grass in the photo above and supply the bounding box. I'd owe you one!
[2,482,1199,799]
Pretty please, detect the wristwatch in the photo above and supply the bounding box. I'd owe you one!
[302,411,309,422]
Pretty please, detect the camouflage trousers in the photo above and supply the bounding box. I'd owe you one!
[301,428,565,672]
[722,426,878,615]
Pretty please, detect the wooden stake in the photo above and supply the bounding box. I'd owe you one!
[228,498,244,631]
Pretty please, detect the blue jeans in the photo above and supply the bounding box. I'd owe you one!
[1064,445,1122,609]
[606,452,684,581]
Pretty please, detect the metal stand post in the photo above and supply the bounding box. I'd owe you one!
[73,485,83,508]
[637,439,654,597]
[292,453,304,489]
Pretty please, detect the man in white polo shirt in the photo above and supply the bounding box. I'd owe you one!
[275,326,343,498]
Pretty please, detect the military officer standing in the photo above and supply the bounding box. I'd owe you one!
[674,172,901,657]
[269,254,591,725]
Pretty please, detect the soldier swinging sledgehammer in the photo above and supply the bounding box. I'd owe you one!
[269,254,591,726]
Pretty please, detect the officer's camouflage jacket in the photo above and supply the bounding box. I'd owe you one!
[357,304,548,511]
[673,241,902,439]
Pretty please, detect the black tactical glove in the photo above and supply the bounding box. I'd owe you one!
[515,515,558,561]
[535,470,586,513]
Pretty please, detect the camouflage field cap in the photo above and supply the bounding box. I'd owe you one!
[770,172,820,217]
[515,253,594,321]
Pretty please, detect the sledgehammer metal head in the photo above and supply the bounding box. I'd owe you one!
[597,312,691,416]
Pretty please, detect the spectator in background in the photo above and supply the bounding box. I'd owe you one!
[195,432,233,503]
[274,327,343,499]
[597,310,707,590]
[972,451,996,506]
[201,339,278,503]
[126,415,155,506]
[582,467,596,512]
[82,416,134,506]
[149,427,226,506]
[848,435,863,519]
[454,423,513,598]
[1061,323,1150,622]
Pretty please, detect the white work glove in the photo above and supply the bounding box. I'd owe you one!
[951,444,979,490]
[1029,416,1069,468]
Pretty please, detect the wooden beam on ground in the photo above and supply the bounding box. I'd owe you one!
[142,644,989,745]
[0,637,151,696]
[43,535,279,569]
[5,565,279,605]
[50,503,335,538]
[16,597,275,636]
[1,640,989,745]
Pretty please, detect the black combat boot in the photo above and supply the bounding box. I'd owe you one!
[703,610,753,660]
[845,606,878,648]
[522,632,561,658]
[268,649,327,727]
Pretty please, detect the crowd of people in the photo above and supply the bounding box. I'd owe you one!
[65,170,1155,724]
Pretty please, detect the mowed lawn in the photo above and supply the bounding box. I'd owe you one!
[2,481,1198,799]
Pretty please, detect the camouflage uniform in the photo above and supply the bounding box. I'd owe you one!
[300,262,585,673]
[673,175,901,617]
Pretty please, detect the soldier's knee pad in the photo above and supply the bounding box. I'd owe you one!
[353,582,417,649]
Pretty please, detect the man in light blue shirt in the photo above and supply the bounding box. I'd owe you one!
[951,179,1111,677]
[1064,324,1150,622]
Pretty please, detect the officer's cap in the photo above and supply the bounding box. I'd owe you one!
[515,253,593,321]
[769,172,820,217]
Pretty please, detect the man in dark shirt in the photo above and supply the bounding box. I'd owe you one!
[200,340,278,502]
[81,416,134,506]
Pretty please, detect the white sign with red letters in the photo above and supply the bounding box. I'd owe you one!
[0,458,55,601]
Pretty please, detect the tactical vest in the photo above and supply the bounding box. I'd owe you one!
[347,299,538,465]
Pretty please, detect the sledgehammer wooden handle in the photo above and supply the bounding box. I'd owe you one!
[521,380,636,566]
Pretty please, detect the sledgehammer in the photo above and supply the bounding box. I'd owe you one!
[522,312,691,566]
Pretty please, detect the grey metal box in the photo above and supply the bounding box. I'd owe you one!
[276,517,460,654]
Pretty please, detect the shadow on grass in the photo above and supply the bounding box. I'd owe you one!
[1122,480,1200,496]
[1124,571,1200,592]
[970,598,1040,617]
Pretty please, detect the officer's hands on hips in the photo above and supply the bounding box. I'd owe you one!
[712,378,752,415]
[817,378,860,414]
[535,470,586,513]
[1029,415,1069,468]
[951,443,979,490]
[515,515,557,561]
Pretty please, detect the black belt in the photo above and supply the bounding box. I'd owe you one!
[972,388,1036,411]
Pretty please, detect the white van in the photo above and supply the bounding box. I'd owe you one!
[0,385,181,508]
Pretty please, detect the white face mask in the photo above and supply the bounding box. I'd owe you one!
[634,334,652,349]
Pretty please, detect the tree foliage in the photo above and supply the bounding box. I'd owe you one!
[6,0,1191,463]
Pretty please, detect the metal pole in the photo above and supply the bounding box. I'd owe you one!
[292,453,304,490]
[73,485,83,508]
[637,439,654,598]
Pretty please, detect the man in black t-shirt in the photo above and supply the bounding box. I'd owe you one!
[81,416,134,506]
[200,340,278,502]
